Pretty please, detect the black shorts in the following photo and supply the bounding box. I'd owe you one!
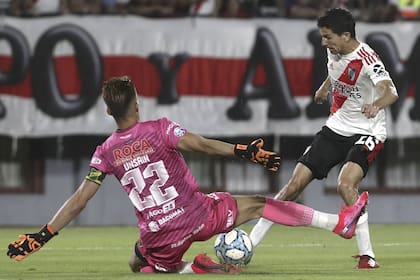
[298,126,384,180]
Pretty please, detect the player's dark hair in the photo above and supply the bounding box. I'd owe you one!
[317,8,356,38]
[102,76,137,120]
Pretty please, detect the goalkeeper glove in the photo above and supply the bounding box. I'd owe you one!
[234,138,281,171]
[7,224,58,261]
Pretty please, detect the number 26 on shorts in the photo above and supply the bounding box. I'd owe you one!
[354,135,379,151]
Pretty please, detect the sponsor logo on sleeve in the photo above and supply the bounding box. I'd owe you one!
[174,127,186,137]
[91,157,102,164]
[373,64,388,77]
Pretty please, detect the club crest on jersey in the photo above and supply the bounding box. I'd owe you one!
[348,67,356,82]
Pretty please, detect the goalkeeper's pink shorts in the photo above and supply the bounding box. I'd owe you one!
[138,192,238,272]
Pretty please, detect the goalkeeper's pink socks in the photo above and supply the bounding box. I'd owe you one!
[262,198,314,226]
[262,198,339,230]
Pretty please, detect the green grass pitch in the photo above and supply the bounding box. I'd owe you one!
[1,224,419,280]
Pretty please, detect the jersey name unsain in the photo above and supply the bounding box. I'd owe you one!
[89,118,211,248]
[325,42,396,142]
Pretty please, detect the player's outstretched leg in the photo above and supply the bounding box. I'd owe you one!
[191,253,240,274]
[333,191,369,239]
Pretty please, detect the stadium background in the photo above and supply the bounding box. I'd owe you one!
[1,6,420,226]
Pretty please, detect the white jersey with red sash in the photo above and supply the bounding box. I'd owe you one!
[326,42,396,142]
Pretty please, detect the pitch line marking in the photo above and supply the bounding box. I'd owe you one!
[40,242,420,251]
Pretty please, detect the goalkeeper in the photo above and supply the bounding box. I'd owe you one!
[7,76,368,274]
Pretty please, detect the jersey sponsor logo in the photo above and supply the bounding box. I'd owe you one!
[157,207,185,226]
[171,233,192,248]
[148,221,160,232]
[170,224,204,248]
[332,59,363,99]
[193,223,204,235]
[112,139,154,166]
[146,200,176,219]
[331,80,361,99]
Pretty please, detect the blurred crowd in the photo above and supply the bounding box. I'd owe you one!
[0,0,419,22]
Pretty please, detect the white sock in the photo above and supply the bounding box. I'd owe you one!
[355,212,375,258]
[249,218,274,247]
[310,210,339,231]
[177,262,194,274]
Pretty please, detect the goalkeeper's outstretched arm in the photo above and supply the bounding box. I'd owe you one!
[177,132,281,171]
[48,179,101,231]
[7,179,101,261]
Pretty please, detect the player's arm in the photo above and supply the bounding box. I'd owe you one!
[177,131,235,156]
[177,132,281,171]
[314,75,331,104]
[48,178,102,232]
[361,79,398,118]
[7,168,105,261]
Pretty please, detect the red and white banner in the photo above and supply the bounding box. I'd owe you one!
[0,16,419,138]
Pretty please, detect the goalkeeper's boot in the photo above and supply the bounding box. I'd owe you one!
[191,253,240,274]
[333,191,369,239]
[353,255,380,269]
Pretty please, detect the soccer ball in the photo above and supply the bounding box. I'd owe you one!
[214,228,254,265]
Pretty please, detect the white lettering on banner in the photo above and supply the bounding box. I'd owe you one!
[0,17,419,138]
[1,16,415,59]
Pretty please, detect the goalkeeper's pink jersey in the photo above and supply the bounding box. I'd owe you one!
[89,118,212,248]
